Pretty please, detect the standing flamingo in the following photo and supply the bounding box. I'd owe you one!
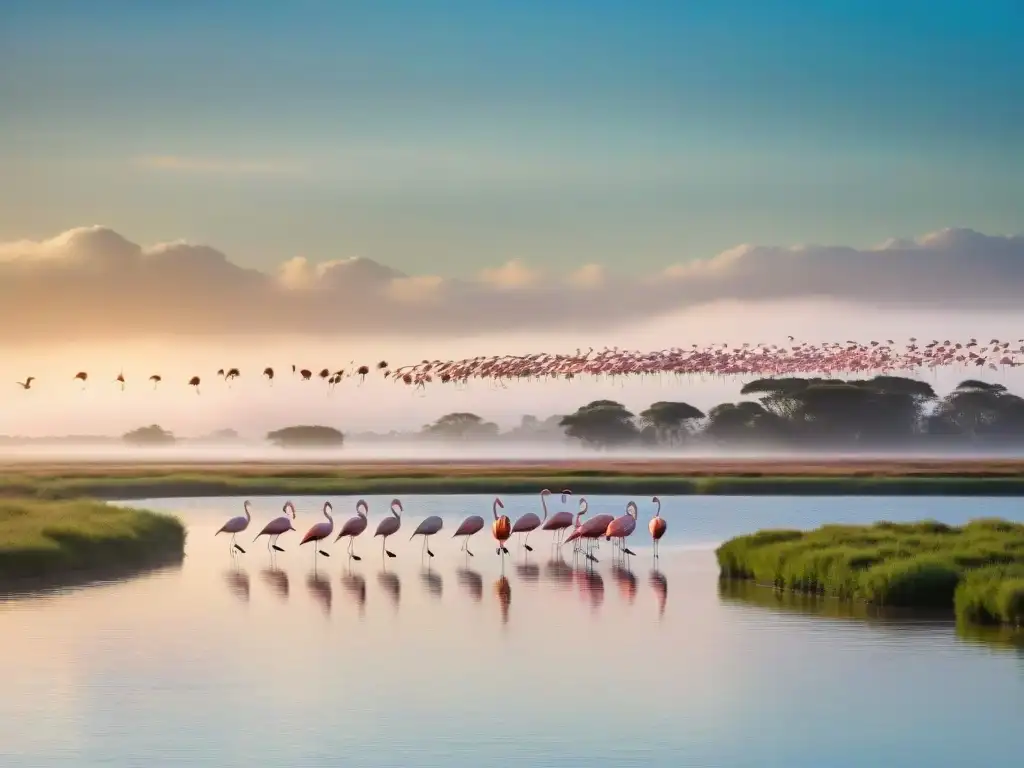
[606,501,639,561]
[649,495,667,560]
[374,498,403,558]
[492,497,512,558]
[334,499,370,561]
[410,515,443,558]
[562,500,589,556]
[216,500,253,555]
[252,500,297,553]
[300,501,335,561]
[452,512,484,557]
[541,489,575,546]
[510,489,548,553]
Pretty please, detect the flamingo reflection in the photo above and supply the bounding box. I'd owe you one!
[341,571,367,616]
[306,571,333,616]
[378,570,401,608]
[421,567,443,599]
[650,569,668,618]
[260,566,289,601]
[577,568,604,610]
[223,568,250,603]
[611,564,637,604]
[457,568,483,601]
[515,562,540,583]
[543,556,574,589]
[494,575,511,624]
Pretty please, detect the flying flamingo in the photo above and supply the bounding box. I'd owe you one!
[410,514,443,558]
[649,496,667,560]
[216,500,253,555]
[74,371,88,389]
[510,488,550,553]
[115,371,125,391]
[541,489,575,546]
[188,375,201,394]
[606,500,639,561]
[252,500,297,553]
[263,367,274,384]
[16,377,34,390]
[300,501,335,561]
[334,499,370,561]
[492,497,512,558]
[452,512,484,557]
[149,374,162,389]
[374,498,403,558]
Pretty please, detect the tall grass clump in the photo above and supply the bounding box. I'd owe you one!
[0,497,185,582]
[715,517,1024,626]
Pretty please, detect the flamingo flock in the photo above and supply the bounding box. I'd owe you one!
[215,491,667,567]
[13,337,1024,395]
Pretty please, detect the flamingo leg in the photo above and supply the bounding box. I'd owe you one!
[232,533,246,554]
[385,536,396,558]
[272,533,285,553]
[466,534,474,557]
[523,530,533,553]
[427,535,434,558]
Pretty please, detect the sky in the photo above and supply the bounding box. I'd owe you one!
[1,1,1023,436]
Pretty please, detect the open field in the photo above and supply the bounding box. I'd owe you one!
[0,498,186,585]
[6,458,1024,499]
[716,519,1024,628]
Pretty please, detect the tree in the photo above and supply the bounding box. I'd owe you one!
[703,402,786,444]
[421,412,500,440]
[122,424,176,445]
[926,380,1024,442]
[559,400,639,448]
[267,425,344,448]
[638,401,705,446]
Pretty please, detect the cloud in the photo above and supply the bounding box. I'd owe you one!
[0,225,1022,344]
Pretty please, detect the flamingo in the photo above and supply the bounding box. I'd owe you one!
[16,377,34,390]
[252,500,297,553]
[115,371,125,391]
[649,495,667,559]
[374,498,403,558]
[299,501,334,561]
[541,488,575,546]
[216,500,252,555]
[606,500,639,561]
[510,489,548,553]
[149,374,162,389]
[492,497,512,558]
[452,513,484,557]
[188,375,201,394]
[334,499,370,561]
[562,501,589,556]
[410,514,443,558]
[74,371,88,389]
[263,366,274,384]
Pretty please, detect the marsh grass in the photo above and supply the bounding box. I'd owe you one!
[716,518,1024,627]
[0,497,186,582]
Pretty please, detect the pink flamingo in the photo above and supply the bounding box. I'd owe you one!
[216,500,252,555]
[252,500,297,553]
[374,498,403,558]
[410,514,443,558]
[510,488,549,553]
[649,495,667,560]
[562,500,589,556]
[541,489,575,546]
[334,499,369,561]
[567,500,614,564]
[452,512,485,557]
[606,500,639,561]
[492,497,512,558]
[299,501,334,561]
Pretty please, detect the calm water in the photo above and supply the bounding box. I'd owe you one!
[1,495,1022,767]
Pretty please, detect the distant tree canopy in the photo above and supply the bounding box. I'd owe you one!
[123,424,176,445]
[638,401,706,445]
[267,425,344,448]
[559,400,640,448]
[420,412,500,440]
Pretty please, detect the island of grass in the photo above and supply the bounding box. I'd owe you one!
[0,497,186,587]
[716,518,1024,628]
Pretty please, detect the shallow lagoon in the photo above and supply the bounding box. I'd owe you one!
[1,495,1021,767]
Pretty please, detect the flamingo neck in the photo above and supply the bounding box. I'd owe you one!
[540,492,549,521]
[243,501,251,520]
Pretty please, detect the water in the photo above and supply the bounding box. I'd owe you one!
[1,495,1021,767]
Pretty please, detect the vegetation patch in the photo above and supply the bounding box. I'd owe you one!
[0,497,186,585]
[716,518,1024,627]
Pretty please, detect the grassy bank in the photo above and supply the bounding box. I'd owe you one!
[7,459,1024,499]
[0,497,186,585]
[716,519,1024,628]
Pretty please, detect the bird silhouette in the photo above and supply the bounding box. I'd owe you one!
[16,377,35,390]
[188,375,201,394]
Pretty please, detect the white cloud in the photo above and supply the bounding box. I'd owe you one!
[0,225,1022,344]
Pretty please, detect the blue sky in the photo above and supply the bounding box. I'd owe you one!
[2,0,1022,276]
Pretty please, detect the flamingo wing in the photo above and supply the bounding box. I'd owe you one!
[511,512,541,533]
[453,515,484,536]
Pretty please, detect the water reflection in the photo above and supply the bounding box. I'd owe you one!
[340,572,367,615]
[378,571,401,608]
[611,564,637,604]
[306,571,332,616]
[515,562,540,583]
[421,567,443,599]
[457,568,483,602]
[260,566,289,602]
[223,568,250,603]
[649,569,668,618]
[543,556,574,588]
[494,575,511,624]
[577,569,604,610]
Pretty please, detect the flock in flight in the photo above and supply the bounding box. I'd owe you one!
[215,489,668,565]
[11,337,1024,394]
